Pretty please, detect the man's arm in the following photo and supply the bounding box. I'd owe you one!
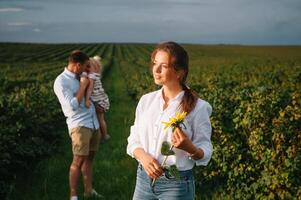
[54,76,89,111]
[76,76,89,103]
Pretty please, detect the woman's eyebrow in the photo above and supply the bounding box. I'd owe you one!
[153,60,168,65]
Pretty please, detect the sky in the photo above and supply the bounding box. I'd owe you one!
[0,0,301,44]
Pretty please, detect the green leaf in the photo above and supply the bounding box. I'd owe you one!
[168,165,180,180]
[161,141,175,156]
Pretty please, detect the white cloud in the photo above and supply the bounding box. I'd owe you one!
[33,28,41,32]
[0,7,24,12]
[7,22,31,26]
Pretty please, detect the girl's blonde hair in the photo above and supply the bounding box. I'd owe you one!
[90,55,103,72]
[93,55,101,64]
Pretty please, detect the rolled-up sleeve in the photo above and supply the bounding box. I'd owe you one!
[126,97,143,158]
[54,78,79,111]
[88,73,97,80]
[191,101,213,166]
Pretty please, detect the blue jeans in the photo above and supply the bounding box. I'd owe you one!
[133,164,195,200]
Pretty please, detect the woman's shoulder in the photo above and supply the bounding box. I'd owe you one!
[141,90,159,100]
[137,89,160,107]
[192,98,212,116]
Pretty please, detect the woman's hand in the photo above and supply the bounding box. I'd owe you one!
[134,148,163,179]
[140,153,163,179]
[171,127,194,152]
[171,128,204,160]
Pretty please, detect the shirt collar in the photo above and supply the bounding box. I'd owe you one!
[64,67,78,79]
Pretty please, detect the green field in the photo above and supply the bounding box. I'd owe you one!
[0,43,300,200]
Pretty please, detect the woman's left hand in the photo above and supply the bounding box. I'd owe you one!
[171,127,193,152]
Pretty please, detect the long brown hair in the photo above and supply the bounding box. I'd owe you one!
[151,41,198,114]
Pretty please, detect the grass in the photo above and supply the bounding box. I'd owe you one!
[9,58,138,200]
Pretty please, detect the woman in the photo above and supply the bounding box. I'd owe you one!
[127,41,213,200]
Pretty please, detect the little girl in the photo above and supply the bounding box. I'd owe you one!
[82,55,110,143]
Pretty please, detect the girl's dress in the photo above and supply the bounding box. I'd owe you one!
[88,72,110,111]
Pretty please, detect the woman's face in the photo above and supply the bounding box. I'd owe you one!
[152,50,180,86]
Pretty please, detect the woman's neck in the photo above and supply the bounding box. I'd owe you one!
[162,84,183,104]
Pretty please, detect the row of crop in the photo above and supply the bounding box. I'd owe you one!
[0,79,65,199]
[0,43,152,64]
[194,82,301,199]
[118,47,301,199]
[0,43,77,62]
[116,44,154,99]
[0,43,110,63]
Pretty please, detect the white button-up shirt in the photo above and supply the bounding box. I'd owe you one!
[127,88,213,171]
[53,68,99,131]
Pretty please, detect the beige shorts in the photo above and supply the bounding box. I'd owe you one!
[69,126,101,156]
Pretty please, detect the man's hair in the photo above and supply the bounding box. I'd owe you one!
[68,50,89,64]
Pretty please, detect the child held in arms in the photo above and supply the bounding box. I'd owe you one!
[82,56,110,143]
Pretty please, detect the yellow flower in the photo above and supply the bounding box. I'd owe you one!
[162,111,187,130]
[175,111,187,122]
[162,121,173,129]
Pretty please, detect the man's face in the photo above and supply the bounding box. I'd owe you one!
[75,60,89,74]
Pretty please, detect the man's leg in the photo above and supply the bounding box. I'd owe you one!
[82,129,102,198]
[69,126,93,199]
[70,155,86,197]
[81,151,96,194]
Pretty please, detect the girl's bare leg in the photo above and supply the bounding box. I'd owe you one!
[96,107,109,141]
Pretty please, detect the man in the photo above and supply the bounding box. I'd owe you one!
[54,50,103,200]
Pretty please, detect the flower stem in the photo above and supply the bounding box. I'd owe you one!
[151,145,174,186]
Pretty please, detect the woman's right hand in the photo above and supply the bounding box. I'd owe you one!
[140,153,163,179]
[134,149,163,179]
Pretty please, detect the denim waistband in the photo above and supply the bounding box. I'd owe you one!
[138,164,193,181]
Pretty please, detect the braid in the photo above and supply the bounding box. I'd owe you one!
[180,84,198,114]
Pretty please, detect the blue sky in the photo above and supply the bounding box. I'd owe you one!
[0,0,301,44]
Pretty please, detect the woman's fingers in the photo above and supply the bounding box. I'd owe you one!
[172,128,191,150]
[172,129,183,147]
[151,161,163,178]
[176,128,187,139]
[144,158,163,178]
[153,160,163,174]
[146,167,160,178]
[173,129,181,141]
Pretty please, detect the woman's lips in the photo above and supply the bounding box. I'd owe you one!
[154,75,161,79]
